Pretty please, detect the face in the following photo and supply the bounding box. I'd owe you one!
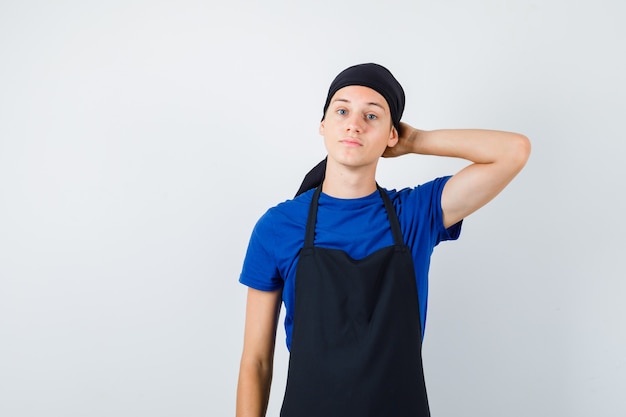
[320,85,398,170]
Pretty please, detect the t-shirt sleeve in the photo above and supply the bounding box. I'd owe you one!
[239,210,284,291]
[398,176,462,246]
[430,176,462,244]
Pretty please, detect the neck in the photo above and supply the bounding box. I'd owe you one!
[321,159,378,198]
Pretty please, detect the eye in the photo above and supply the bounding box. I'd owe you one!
[337,109,347,115]
[366,113,378,120]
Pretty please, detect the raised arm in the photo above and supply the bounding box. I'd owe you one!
[236,287,282,417]
[384,122,531,228]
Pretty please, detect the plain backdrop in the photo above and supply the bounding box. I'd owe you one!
[1,1,625,416]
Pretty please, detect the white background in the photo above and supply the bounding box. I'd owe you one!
[1,1,625,416]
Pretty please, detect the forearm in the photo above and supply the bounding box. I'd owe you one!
[236,357,273,417]
[408,127,530,166]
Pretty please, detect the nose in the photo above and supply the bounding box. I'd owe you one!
[346,113,364,133]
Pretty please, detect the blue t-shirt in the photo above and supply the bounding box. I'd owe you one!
[240,176,462,350]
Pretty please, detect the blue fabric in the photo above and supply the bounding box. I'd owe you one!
[239,176,462,350]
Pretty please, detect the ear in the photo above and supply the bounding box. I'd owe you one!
[387,126,399,147]
[319,120,325,136]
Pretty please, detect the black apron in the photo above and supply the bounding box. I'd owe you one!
[281,185,430,417]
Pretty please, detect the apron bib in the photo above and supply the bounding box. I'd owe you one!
[281,185,430,417]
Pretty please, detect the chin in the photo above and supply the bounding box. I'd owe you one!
[333,155,379,170]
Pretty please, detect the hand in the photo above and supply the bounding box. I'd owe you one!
[382,122,424,158]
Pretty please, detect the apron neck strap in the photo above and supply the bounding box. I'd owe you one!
[376,185,405,247]
[304,186,322,248]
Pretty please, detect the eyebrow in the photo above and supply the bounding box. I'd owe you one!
[331,98,387,112]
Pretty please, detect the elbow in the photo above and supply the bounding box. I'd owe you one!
[510,133,531,169]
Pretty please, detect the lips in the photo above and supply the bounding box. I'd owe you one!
[340,137,362,146]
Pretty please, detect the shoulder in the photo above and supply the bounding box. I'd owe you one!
[385,176,452,207]
[383,176,461,243]
[240,191,314,291]
[252,190,314,238]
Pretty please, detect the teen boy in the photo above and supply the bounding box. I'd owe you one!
[236,63,530,417]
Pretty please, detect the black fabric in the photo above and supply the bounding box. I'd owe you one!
[294,157,326,197]
[280,185,430,417]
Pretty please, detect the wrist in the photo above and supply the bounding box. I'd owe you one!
[408,128,427,154]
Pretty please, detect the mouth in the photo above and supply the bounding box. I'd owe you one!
[339,137,362,146]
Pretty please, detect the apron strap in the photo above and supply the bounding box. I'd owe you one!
[303,185,323,249]
[377,185,405,247]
